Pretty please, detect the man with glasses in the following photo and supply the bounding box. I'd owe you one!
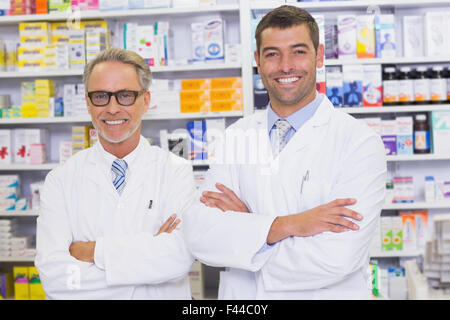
[35,48,196,299]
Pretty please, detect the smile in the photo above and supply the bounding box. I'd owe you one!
[103,120,127,125]
[276,77,300,84]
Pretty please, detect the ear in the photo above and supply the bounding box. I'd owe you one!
[85,94,92,115]
[143,90,150,113]
[254,50,261,74]
[316,43,324,69]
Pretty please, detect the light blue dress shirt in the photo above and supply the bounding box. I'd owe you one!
[267,92,323,153]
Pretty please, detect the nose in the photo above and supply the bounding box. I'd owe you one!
[279,53,295,73]
[104,95,121,114]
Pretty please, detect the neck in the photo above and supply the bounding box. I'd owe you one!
[271,90,317,119]
[99,133,140,159]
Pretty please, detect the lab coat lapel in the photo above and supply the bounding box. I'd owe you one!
[280,97,333,156]
[86,142,118,198]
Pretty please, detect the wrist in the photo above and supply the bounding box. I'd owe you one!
[267,216,291,245]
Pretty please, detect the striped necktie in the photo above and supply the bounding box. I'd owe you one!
[111,158,128,195]
[274,119,292,156]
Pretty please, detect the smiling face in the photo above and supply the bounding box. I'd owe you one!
[254,24,324,117]
[86,60,150,157]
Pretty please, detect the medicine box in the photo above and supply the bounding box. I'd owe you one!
[399,212,417,251]
[396,116,413,155]
[28,267,46,300]
[424,12,448,57]
[13,266,29,300]
[381,120,397,155]
[337,15,357,59]
[186,120,208,161]
[0,130,12,164]
[381,216,393,251]
[356,15,375,59]
[326,71,343,108]
[391,216,403,251]
[204,18,224,62]
[342,64,363,107]
[376,14,396,58]
[362,65,382,107]
[431,110,450,155]
[403,16,424,58]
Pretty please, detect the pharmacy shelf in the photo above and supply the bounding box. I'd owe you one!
[0,62,242,79]
[0,256,35,262]
[0,4,240,25]
[386,154,450,162]
[251,0,450,10]
[0,111,243,124]
[383,202,450,210]
[0,163,59,171]
[370,249,423,258]
[0,210,39,217]
[341,104,450,114]
[325,56,450,66]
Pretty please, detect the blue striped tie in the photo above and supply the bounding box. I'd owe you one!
[111,158,128,195]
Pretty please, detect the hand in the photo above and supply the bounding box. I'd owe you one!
[200,183,250,213]
[267,198,363,245]
[156,214,181,236]
[69,241,96,263]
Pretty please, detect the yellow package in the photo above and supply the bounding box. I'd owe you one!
[20,35,50,47]
[51,22,71,34]
[13,267,29,300]
[18,46,45,60]
[51,34,69,44]
[211,100,243,112]
[210,88,243,101]
[180,90,210,103]
[28,267,46,300]
[181,79,212,91]
[180,100,211,113]
[211,77,242,89]
[19,22,50,36]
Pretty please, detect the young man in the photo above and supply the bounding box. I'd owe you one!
[184,5,387,299]
[35,48,195,299]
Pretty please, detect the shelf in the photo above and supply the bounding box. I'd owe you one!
[340,104,450,114]
[386,154,450,161]
[370,249,423,258]
[251,0,450,10]
[0,4,240,25]
[383,202,450,210]
[325,56,450,66]
[0,256,35,262]
[0,111,243,124]
[0,210,39,217]
[0,62,241,79]
[0,163,59,171]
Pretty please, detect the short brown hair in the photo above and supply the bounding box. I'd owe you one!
[83,48,152,90]
[255,5,319,55]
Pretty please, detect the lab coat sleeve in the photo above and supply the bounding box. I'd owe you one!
[184,162,276,271]
[99,159,196,286]
[261,132,387,291]
[35,169,124,300]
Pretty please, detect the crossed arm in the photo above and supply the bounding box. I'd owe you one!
[201,182,363,244]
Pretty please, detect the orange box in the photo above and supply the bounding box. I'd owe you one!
[210,88,243,101]
[179,90,210,103]
[211,100,243,112]
[181,79,212,91]
[180,100,211,113]
[211,77,242,89]
[35,0,48,14]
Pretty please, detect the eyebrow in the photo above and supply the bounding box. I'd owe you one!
[262,43,310,54]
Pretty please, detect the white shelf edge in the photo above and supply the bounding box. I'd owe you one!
[386,154,450,161]
[340,104,450,114]
[325,56,450,66]
[0,62,241,79]
[0,4,240,24]
[0,163,59,170]
[0,210,39,217]
[383,202,450,210]
[0,111,243,124]
[370,249,423,258]
[0,256,35,262]
[251,0,450,10]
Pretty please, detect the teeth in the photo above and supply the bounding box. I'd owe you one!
[277,77,299,84]
[105,120,126,125]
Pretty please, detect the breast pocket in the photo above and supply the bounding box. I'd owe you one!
[299,179,331,211]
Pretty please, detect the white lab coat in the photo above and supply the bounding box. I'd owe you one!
[35,136,196,299]
[184,95,387,299]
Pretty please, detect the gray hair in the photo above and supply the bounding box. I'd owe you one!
[83,48,152,90]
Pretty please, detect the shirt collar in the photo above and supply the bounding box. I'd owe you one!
[96,135,145,172]
[267,92,323,134]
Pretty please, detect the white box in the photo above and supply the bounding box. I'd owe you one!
[0,129,12,164]
[432,110,450,155]
[136,25,156,66]
[377,14,396,58]
[424,12,448,57]
[191,22,205,63]
[362,117,381,136]
[204,18,224,62]
[337,15,357,59]
[0,175,19,188]
[403,16,424,58]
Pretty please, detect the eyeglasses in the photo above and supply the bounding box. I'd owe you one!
[87,90,146,107]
